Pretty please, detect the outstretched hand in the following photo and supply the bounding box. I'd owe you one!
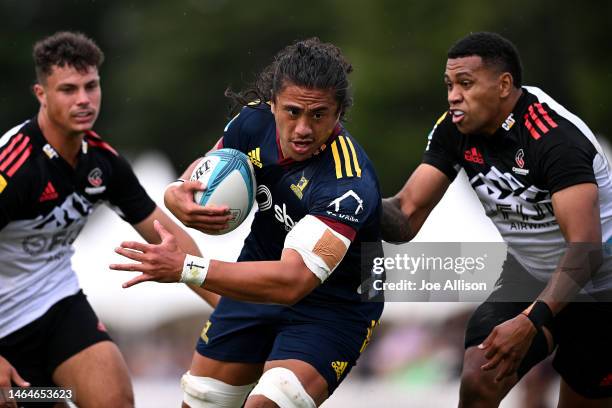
[478,313,537,382]
[109,220,186,288]
[164,180,233,233]
[0,355,29,408]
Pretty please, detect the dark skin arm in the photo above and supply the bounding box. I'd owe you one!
[479,183,603,382]
[381,163,451,242]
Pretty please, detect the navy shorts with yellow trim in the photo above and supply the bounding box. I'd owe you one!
[196,297,379,395]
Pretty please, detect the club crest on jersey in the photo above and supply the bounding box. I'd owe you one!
[86,168,106,194]
[326,190,363,223]
[512,149,530,176]
[290,175,309,199]
[502,113,516,131]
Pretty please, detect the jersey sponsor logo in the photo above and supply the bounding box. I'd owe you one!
[331,135,361,179]
[0,174,6,194]
[512,149,530,176]
[274,202,295,231]
[38,181,59,202]
[326,190,364,223]
[464,147,484,164]
[502,113,516,131]
[256,184,273,211]
[524,103,558,140]
[256,183,295,230]
[290,175,309,199]
[247,147,263,168]
[331,361,348,381]
[43,143,59,159]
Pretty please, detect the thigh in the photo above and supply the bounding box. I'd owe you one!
[267,319,376,398]
[554,301,612,400]
[189,351,264,386]
[52,341,132,408]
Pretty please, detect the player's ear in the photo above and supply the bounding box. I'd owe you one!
[33,83,46,107]
[499,72,513,98]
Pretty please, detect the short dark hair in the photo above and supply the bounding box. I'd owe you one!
[447,32,522,88]
[226,37,353,121]
[33,31,104,83]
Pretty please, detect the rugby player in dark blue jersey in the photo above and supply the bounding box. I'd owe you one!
[111,38,384,408]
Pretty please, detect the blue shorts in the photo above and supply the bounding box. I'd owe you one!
[196,297,380,394]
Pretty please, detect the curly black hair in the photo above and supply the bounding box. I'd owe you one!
[226,38,353,121]
[448,32,522,88]
[33,31,104,83]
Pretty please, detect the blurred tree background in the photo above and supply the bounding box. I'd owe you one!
[1,0,610,195]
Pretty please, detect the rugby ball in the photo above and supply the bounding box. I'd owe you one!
[191,148,256,234]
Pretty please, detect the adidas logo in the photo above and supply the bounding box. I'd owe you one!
[248,148,263,168]
[39,181,58,202]
[464,147,484,164]
[331,361,348,380]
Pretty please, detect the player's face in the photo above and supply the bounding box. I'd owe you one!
[445,56,506,135]
[34,65,101,137]
[271,83,340,161]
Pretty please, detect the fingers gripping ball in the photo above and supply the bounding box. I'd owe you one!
[191,148,256,234]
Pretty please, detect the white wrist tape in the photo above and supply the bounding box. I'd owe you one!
[181,254,210,286]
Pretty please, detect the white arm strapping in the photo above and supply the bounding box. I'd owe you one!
[284,215,351,282]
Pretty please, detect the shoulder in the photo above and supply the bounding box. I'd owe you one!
[0,120,40,183]
[225,103,274,134]
[521,87,599,154]
[84,130,119,156]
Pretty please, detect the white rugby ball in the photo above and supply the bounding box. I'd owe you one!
[190,148,256,234]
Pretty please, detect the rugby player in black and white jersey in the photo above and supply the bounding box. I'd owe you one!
[382,32,612,407]
[0,32,219,408]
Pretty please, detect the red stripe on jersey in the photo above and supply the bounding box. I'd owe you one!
[0,136,30,172]
[87,139,118,156]
[315,215,356,241]
[523,115,540,140]
[535,103,558,129]
[215,138,224,149]
[7,145,32,176]
[528,105,549,133]
[0,133,24,165]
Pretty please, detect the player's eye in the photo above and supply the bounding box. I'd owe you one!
[313,112,324,120]
[461,80,472,88]
[86,81,99,91]
[285,107,299,117]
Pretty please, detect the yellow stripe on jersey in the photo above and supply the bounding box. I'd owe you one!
[435,111,448,126]
[345,136,361,178]
[338,136,353,177]
[0,174,7,194]
[331,141,342,179]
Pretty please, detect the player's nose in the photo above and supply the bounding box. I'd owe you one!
[294,117,312,137]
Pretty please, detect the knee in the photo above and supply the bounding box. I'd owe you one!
[248,367,316,408]
[459,365,499,407]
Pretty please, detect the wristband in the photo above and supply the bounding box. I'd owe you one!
[181,254,210,286]
[524,300,554,331]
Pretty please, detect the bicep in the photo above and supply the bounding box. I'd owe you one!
[552,183,601,242]
[396,163,451,228]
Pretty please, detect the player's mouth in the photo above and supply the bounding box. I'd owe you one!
[72,110,95,123]
[290,139,314,155]
[450,109,465,124]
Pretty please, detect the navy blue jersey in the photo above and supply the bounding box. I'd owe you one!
[220,103,383,322]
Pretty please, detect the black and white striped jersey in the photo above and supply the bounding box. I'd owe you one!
[0,118,156,338]
[423,86,612,289]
